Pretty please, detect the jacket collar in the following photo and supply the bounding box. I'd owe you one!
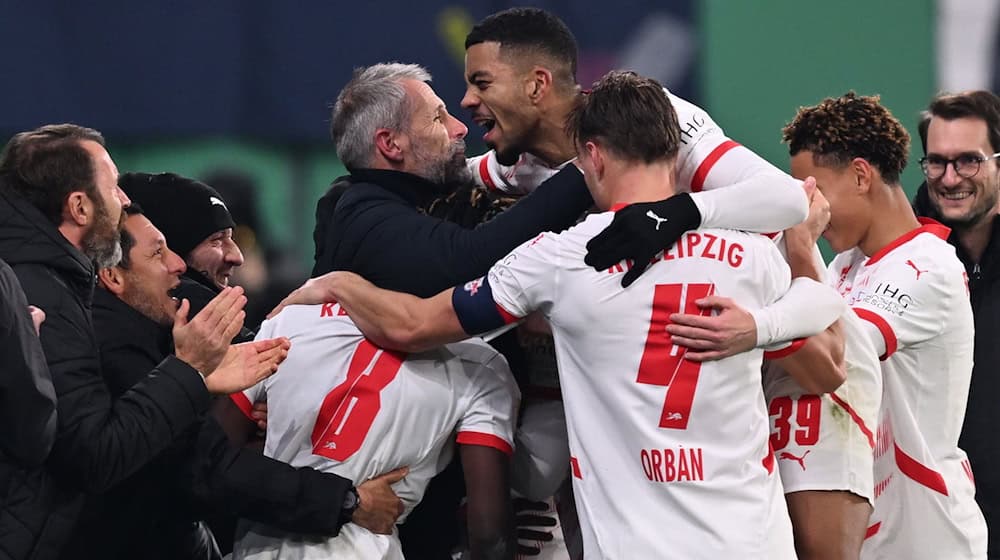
[348,168,450,209]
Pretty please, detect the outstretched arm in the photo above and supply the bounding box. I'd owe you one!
[462,444,515,560]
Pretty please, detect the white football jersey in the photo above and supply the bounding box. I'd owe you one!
[455,213,797,559]
[762,237,882,502]
[827,220,986,559]
[231,304,519,560]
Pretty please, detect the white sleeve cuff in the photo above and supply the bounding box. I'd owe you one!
[750,277,846,347]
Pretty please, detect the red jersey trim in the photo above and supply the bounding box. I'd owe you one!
[894,442,948,496]
[762,439,775,474]
[865,522,882,540]
[495,302,520,325]
[865,220,951,266]
[457,431,513,456]
[691,140,741,193]
[853,308,898,360]
[962,459,976,488]
[762,337,807,360]
[829,393,875,449]
[478,156,497,191]
[230,392,255,421]
[570,456,583,479]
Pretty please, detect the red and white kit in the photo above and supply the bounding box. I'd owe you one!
[454,215,798,559]
[231,304,519,560]
[829,220,987,560]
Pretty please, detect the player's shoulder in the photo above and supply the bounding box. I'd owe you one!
[874,225,963,281]
[261,303,362,340]
[436,338,518,391]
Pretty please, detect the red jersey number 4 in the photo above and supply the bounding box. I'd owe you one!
[637,283,714,430]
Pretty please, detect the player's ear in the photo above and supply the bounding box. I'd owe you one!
[851,157,873,194]
[586,141,605,179]
[526,66,553,104]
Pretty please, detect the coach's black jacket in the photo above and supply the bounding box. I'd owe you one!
[0,187,211,560]
[86,287,354,558]
[915,183,1000,558]
[312,165,593,295]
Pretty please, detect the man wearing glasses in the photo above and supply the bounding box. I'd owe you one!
[913,90,1000,559]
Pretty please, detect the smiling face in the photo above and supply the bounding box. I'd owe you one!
[790,151,872,254]
[118,213,187,326]
[187,228,244,289]
[462,41,541,163]
[924,116,1000,229]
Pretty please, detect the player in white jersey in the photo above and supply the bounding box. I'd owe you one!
[287,72,860,559]
[225,303,519,560]
[783,92,987,559]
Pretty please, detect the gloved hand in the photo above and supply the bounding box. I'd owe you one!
[585,193,702,287]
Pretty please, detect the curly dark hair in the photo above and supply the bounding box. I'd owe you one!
[782,92,910,185]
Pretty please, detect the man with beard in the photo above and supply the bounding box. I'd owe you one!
[86,205,406,559]
[912,90,1000,558]
[119,172,252,341]
[0,124,286,559]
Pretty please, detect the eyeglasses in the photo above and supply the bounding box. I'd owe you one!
[919,152,1000,180]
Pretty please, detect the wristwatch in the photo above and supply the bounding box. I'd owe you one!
[340,486,360,523]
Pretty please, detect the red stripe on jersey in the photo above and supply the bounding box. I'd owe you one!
[457,431,513,456]
[762,439,775,474]
[762,337,807,360]
[865,522,881,540]
[829,393,875,449]
[894,442,948,496]
[866,220,952,265]
[690,140,740,192]
[853,308,898,360]
[962,459,976,488]
[570,456,583,479]
[495,303,520,325]
[478,156,497,191]
[230,392,255,420]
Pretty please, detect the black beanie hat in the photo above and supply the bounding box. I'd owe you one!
[119,172,236,258]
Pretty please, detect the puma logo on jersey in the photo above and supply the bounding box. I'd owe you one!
[905,259,928,279]
[665,412,683,421]
[778,450,810,471]
[323,442,337,450]
[646,210,669,230]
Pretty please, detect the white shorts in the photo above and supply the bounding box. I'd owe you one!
[765,389,876,504]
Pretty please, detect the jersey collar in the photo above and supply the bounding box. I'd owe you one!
[866,218,951,266]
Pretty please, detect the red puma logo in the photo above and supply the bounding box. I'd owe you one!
[906,259,928,280]
[778,450,811,471]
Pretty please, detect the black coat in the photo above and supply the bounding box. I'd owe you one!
[87,288,354,559]
[0,187,211,560]
[312,166,593,295]
[0,258,58,560]
[915,183,1000,558]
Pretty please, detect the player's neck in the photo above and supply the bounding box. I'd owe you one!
[530,94,582,167]
[604,160,677,207]
[859,183,922,257]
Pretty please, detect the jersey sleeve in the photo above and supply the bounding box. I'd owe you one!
[455,353,521,456]
[666,90,808,233]
[229,317,274,419]
[452,232,561,335]
[466,151,561,195]
[849,258,950,361]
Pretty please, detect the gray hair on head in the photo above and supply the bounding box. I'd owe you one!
[330,62,432,170]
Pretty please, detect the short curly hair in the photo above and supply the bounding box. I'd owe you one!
[782,92,910,185]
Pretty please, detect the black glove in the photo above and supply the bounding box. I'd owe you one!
[585,193,702,288]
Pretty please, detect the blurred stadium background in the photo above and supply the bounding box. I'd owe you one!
[2,0,997,311]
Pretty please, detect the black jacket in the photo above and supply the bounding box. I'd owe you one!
[0,258,59,560]
[87,287,354,558]
[312,166,593,295]
[915,183,1000,557]
[0,187,211,560]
